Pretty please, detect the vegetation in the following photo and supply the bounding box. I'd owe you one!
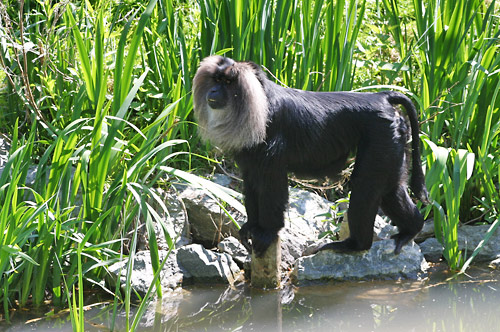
[0,0,499,328]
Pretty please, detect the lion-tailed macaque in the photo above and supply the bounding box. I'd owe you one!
[193,56,428,257]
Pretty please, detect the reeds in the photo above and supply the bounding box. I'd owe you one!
[0,0,499,328]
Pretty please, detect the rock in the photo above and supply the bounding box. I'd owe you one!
[419,237,444,262]
[340,213,398,241]
[175,176,441,281]
[0,164,39,187]
[301,215,398,256]
[415,220,435,242]
[280,188,336,269]
[217,236,250,267]
[302,237,332,256]
[149,188,190,249]
[177,180,335,270]
[108,245,242,297]
[211,173,233,187]
[373,215,398,240]
[176,244,241,284]
[286,188,335,238]
[458,224,500,262]
[107,250,187,297]
[292,240,428,284]
[177,183,245,248]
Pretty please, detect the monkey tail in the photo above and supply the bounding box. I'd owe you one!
[386,92,429,204]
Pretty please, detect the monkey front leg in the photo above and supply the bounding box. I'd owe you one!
[239,182,259,253]
[239,171,288,257]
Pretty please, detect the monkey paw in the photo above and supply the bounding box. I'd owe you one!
[239,223,279,258]
[238,223,254,253]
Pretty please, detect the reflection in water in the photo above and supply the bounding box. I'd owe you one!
[3,268,500,331]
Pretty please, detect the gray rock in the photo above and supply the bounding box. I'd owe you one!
[415,220,435,242]
[374,215,398,239]
[419,237,444,262]
[458,224,500,261]
[177,180,335,270]
[217,236,250,267]
[108,245,242,297]
[177,184,245,248]
[149,188,190,249]
[280,229,311,270]
[176,176,438,279]
[280,188,336,269]
[302,237,332,256]
[177,244,241,284]
[107,250,187,297]
[301,215,398,256]
[286,188,334,230]
[0,164,41,187]
[211,173,233,187]
[293,240,428,284]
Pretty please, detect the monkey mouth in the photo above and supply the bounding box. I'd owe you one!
[207,98,227,109]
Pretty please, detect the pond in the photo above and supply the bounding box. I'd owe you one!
[3,266,500,331]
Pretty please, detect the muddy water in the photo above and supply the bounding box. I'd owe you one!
[3,266,500,331]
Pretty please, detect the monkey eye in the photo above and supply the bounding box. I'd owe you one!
[213,76,232,85]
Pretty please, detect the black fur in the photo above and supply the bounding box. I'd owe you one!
[194,57,428,257]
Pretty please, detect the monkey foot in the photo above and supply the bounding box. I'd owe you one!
[391,233,416,255]
[310,238,370,255]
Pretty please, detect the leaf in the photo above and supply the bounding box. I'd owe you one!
[65,6,94,103]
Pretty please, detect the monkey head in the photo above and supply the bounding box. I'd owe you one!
[192,56,269,152]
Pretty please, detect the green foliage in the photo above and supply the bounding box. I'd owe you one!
[424,140,475,270]
[382,0,500,269]
[0,0,500,327]
[198,0,365,91]
[0,0,192,325]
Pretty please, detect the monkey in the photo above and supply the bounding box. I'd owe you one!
[192,55,428,257]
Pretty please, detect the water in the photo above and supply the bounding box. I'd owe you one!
[3,266,500,331]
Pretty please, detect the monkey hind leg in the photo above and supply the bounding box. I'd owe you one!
[314,182,382,254]
[381,186,424,254]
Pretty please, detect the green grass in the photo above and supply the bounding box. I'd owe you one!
[0,0,499,328]
[395,0,500,270]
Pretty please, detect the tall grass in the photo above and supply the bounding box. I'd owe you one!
[383,0,500,269]
[0,0,189,326]
[198,0,366,91]
[424,140,475,269]
[0,0,499,328]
